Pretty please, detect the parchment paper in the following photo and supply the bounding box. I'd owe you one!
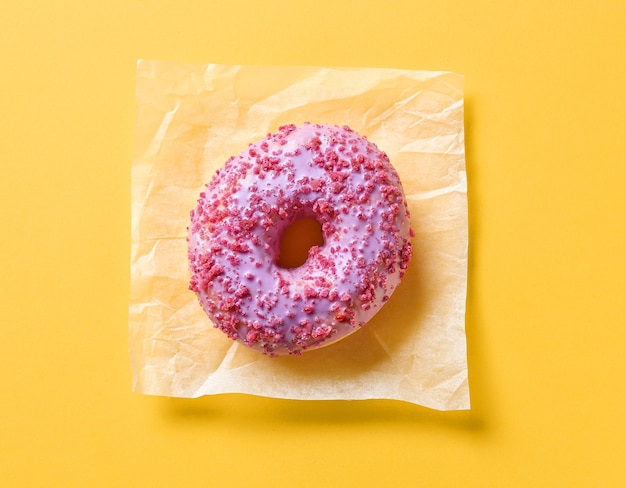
[129,60,469,410]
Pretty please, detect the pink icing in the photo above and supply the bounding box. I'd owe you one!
[188,123,413,356]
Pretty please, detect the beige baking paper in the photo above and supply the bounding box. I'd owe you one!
[129,60,469,410]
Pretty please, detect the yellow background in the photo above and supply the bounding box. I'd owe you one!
[1,0,624,486]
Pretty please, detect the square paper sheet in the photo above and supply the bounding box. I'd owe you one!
[130,60,469,410]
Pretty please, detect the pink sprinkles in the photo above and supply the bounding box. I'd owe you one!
[187,123,413,356]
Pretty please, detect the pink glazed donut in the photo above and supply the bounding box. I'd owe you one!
[188,123,413,356]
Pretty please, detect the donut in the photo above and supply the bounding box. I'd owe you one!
[188,123,413,356]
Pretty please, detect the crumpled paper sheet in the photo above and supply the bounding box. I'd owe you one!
[130,60,469,410]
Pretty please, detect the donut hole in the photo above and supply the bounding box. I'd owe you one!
[278,217,324,269]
